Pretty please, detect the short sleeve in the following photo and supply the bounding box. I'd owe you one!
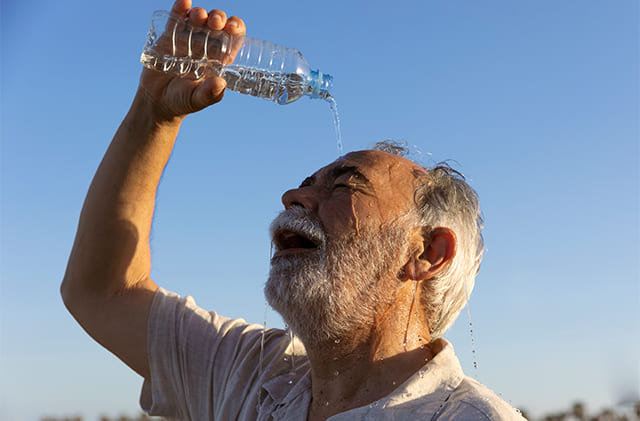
[139,288,271,420]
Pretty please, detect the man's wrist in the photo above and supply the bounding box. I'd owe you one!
[133,85,187,129]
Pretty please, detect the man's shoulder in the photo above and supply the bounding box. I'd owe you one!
[438,376,526,420]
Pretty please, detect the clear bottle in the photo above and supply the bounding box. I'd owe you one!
[141,10,332,105]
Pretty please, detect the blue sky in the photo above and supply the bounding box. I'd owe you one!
[1,0,638,420]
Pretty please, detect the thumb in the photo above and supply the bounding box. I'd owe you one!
[190,77,227,111]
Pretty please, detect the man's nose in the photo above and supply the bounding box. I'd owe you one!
[281,187,318,212]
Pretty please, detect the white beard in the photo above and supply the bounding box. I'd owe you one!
[264,207,410,347]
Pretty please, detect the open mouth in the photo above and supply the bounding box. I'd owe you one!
[273,229,320,256]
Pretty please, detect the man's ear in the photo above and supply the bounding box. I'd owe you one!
[402,227,457,281]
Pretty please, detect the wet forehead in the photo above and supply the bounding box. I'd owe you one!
[316,150,427,210]
[314,150,426,182]
[339,150,427,176]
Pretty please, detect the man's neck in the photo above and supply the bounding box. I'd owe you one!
[303,293,434,421]
[305,345,434,421]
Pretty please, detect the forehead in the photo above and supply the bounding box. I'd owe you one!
[314,150,428,216]
[315,150,427,180]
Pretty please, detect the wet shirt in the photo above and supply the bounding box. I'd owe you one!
[140,288,526,420]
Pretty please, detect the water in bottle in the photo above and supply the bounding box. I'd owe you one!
[141,11,330,104]
[140,10,342,154]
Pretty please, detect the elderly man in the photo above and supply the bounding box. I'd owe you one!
[62,1,524,420]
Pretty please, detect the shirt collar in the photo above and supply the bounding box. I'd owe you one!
[262,361,311,405]
[262,338,465,419]
[328,338,465,419]
[379,338,464,405]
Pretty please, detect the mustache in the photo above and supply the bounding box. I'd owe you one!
[269,206,326,247]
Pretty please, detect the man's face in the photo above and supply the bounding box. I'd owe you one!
[277,150,427,241]
[265,151,427,345]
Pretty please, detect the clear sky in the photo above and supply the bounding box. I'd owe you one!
[1,0,638,420]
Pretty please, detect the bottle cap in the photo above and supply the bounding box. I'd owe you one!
[309,69,333,99]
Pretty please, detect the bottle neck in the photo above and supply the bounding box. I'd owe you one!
[309,69,333,99]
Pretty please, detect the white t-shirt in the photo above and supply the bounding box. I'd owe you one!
[141,288,525,420]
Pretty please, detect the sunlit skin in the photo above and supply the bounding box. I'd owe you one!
[61,0,246,382]
[280,151,457,420]
[138,0,246,120]
[281,151,427,238]
[60,1,457,420]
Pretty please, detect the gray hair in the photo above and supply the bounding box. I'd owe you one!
[373,141,484,338]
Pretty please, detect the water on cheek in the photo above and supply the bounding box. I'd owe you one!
[350,196,360,236]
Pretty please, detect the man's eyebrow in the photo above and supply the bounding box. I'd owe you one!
[328,165,371,185]
[299,175,316,188]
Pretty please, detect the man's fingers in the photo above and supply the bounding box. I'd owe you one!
[207,9,227,31]
[224,16,246,36]
[171,0,191,16]
[188,7,209,26]
[222,16,246,64]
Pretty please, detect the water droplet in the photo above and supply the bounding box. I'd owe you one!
[463,288,479,375]
[420,345,426,350]
[288,329,296,373]
[258,301,269,409]
[334,339,341,344]
[402,341,407,347]
[283,356,289,362]
[392,381,397,386]
[288,380,293,385]
[324,401,329,406]
[333,370,339,376]
[326,96,343,156]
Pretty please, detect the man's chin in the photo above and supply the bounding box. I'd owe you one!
[263,275,285,315]
[263,273,313,318]
[264,273,336,345]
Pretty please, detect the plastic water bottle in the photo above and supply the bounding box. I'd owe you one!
[141,10,333,105]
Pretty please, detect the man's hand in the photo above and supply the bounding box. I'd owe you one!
[139,0,246,120]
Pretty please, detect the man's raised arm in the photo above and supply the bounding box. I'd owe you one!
[60,0,246,379]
